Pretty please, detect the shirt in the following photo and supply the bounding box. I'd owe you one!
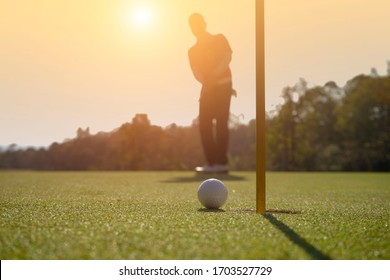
[188,33,232,86]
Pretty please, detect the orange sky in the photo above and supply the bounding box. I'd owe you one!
[1,0,390,147]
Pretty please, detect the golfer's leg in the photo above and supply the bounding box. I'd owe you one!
[215,94,231,165]
[199,98,216,165]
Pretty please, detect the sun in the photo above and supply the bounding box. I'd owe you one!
[132,6,153,27]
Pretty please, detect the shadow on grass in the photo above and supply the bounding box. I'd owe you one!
[229,209,302,214]
[263,213,332,260]
[198,208,226,213]
[196,208,330,259]
[162,173,246,183]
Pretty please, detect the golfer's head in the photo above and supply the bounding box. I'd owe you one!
[189,13,207,38]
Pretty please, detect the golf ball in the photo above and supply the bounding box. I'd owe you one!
[197,178,228,209]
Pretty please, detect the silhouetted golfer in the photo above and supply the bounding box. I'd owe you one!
[188,13,235,173]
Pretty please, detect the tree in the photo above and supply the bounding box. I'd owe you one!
[267,79,342,170]
[337,75,390,170]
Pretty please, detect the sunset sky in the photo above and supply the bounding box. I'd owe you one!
[1,0,390,147]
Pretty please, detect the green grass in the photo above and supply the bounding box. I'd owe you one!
[0,171,389,259]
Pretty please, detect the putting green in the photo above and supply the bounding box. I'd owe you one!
[0,171,389,259]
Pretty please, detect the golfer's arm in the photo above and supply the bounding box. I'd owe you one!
[211,51,232,78]
[189,55,205,84]
[191,68,205,84]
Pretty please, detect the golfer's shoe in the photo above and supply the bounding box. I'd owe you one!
[195,164,229,174]
[195,165,215,173]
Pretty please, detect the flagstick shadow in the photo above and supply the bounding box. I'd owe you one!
[197,208,331,259]
[263,213,332,260]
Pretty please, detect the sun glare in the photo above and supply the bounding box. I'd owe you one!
[132,6,153,27]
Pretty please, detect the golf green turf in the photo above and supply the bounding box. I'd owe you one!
[0,171,389,259]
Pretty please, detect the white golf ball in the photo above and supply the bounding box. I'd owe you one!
[197,178,228,209]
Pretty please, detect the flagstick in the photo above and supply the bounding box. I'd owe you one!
[256,0,266,214]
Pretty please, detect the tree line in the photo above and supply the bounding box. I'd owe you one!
[266,73,389,171]
[1,71,389,171]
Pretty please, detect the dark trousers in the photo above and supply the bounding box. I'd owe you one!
[199,83,232,165]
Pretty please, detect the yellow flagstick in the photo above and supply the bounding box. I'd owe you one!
[256,0,266,214]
